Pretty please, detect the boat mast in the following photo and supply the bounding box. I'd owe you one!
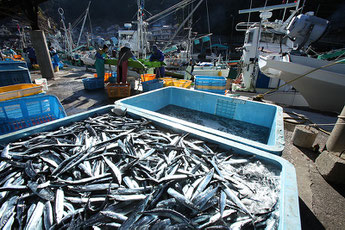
[58,8,73,56]
[76,1,92,48]
[163,0,204,51]
[205,0,212,53]
[137,0,146,58]
[186,2,193,60]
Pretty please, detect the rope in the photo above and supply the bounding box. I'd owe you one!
[306,47,320,56]
[309,123,345,126]
[283,111,335,135]
[335,50,345,61]
[147,0,194,23]
[254,57,345,100]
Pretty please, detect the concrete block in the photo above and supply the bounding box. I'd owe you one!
[30,30,55,80]
[316,150,345,184]
[292,125,318,148]
[284,121,297,132]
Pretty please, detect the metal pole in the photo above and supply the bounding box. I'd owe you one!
[59,8,70,55]
[326,106,345,152]
[164,0,204,51]
[68,23,74,54]
[187,2,193,60]
[77,1,91,47]
[205,0,211,51]
[230,15,234,43]
[86,32,90,47]
[282,0,289,21]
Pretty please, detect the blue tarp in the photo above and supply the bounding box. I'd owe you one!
[202,36,210,42]
[211,44,229,49]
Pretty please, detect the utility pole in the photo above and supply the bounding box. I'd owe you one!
[326,106,345,152]
[68,23,73,50]
[21,0,54,79]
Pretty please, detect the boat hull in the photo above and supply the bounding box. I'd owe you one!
[259,55,345,113]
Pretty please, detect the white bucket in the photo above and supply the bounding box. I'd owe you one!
[34,78,48,91]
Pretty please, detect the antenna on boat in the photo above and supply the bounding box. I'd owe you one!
[238,2,298,15]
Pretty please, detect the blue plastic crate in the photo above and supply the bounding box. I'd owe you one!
[142,79,164,92]
[82,78,104,90]
[0,95,66,135]
[195,75,226,87]
[0,105,300,229]
[195,76,226,94]
[196,88,226,95]
[116,87,284,155]
[0,61,32,87]
[0,60,28,70]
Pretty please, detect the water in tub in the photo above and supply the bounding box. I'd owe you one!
[157,105,270,144]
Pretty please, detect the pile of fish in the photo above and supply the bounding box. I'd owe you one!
[0,112,280,229]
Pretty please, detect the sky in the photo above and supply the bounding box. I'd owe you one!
[40,0,345,47]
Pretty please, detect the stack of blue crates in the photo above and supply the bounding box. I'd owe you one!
[0,61,32,87]
[195,76,226,94]
[142,79,164,92]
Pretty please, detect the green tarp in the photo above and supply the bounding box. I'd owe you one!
[105,59,165,69]
[318,49,345,60]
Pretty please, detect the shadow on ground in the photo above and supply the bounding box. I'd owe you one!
[296,146,321,162]
[60,88,106,104]
[331,183,345,199]
[299,198,325,230]
[297,146,345,198]
[60,88,143,114]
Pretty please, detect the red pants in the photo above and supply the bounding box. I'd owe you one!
[117,60,128,83]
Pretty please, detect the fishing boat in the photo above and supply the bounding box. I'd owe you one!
[234,3,300,93]
[192,62,230,77]
[259,53,345,113]
[256,9,345,113]
[231,3,308,107]
[233,2,345,112]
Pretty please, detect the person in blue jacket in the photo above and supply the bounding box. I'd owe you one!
[49,47,60,70]
[95,45,109,79]
[27,47,37,65]
[149,45,165,78]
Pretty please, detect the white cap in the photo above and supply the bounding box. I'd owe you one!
[124,43,131,49]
